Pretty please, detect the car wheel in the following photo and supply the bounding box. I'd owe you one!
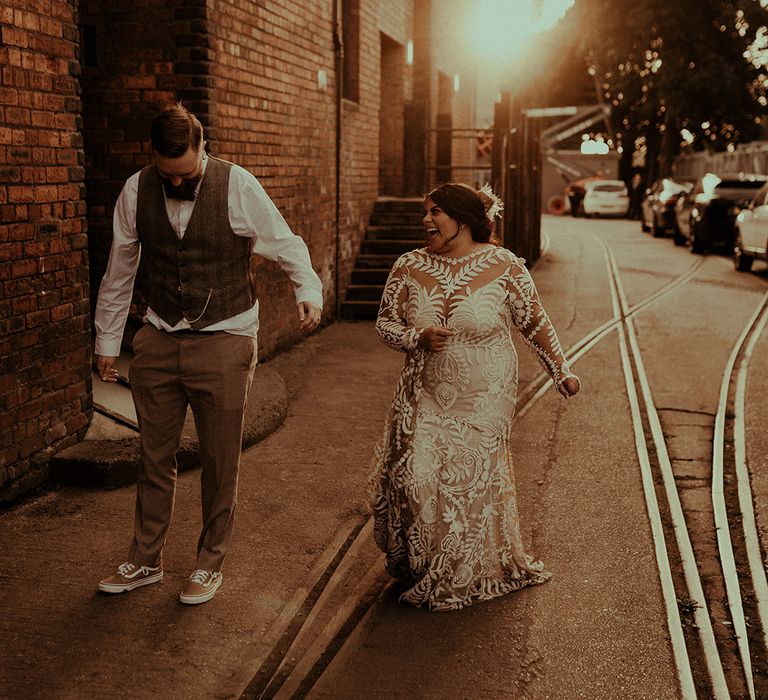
[734,236,753,272]
[689,222,705,254]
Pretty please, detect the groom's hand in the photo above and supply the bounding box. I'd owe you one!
[96,355,120,382]
[298,301,321,332]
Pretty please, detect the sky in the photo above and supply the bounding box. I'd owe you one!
[456,0,576,123]
[462,0,575,75]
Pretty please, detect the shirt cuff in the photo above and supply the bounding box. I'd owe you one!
[295,288,324,309]
[94,337,122,358]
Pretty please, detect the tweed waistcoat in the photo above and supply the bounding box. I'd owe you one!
[136,156,252,329]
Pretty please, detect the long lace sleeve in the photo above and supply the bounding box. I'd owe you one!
[507,257,575,387]
[375,258,423,352]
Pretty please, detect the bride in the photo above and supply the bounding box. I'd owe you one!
[370,182,580,611]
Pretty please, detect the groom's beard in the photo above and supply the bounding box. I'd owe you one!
[162,176,200,201]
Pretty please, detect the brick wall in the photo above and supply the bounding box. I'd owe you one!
[0,0,468,502]
[78,0,418,359]
[78,0,209,318]
[207,0,415,355]
[334,0,415,310]
[0,0,90,502]
[207,0,337,356]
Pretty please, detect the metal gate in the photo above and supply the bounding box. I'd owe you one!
[490,93,542,266]
[423,96,548,267]
[425,115,493,191]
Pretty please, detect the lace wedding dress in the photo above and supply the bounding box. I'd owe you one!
[370,245,574,611]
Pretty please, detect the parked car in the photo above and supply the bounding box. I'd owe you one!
[640,177,694,237]
[734,181,768,271]
[674,173,768,253]
[581,179,630,217]
[565,177,594,217]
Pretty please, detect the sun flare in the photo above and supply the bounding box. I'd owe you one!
[464,0,575,65]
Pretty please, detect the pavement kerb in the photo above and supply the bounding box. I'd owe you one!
[48,363,289,489]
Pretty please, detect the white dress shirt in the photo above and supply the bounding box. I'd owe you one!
[94,156,324,357]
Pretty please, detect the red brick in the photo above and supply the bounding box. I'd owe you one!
[0,242,23,260]
[11,258,37,277]
[8,185,34,202]
[32,184,58,201]
[12,295,37,314]
[1,27,29,49]
[19,433,45,459]
[26,309,50,328]
[50,303,72,321]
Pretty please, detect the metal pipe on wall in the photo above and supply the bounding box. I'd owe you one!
[333,0,343,319]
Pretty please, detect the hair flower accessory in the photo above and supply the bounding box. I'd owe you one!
[478,183,504,221]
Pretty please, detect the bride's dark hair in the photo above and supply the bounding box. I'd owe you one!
[426,182,500,245]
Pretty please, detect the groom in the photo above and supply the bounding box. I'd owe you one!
[94,103,323,604]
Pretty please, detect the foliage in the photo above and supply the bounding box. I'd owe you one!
[574,0,768,177]
[504,1,767,179]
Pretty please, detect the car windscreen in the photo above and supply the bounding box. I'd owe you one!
[592,184,626,193]
[714,181,765,199]
[667,181,693,194]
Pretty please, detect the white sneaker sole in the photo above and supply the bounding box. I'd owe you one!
[179,575,223,605]
[98,571,164,593]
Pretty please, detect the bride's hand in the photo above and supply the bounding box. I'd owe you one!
[418,326,453,352]
[558,375,580,399]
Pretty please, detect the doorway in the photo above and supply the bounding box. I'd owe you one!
[378,33,405,196]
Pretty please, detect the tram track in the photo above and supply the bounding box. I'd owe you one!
[601,238,768,699]
[714,289,768,698]
[237,236,748,699]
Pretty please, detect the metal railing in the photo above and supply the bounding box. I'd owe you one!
[674,141,768,178]
[425,121,492,188]
[422,102,543,266]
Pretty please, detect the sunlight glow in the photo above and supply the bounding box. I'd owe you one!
[581,138,609,155]
[464,0,575,66]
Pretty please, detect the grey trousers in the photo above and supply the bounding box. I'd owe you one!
[128,324,257,572]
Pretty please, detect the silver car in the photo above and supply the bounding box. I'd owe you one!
[582,179,630,217]
[734,182,768,271]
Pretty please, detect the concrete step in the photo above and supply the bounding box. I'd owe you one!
[340,300,380,320]
[350,268,390,285]
[365,225,425,241]
[354,253,402,268]
[345,284,384,302]
[369,212,424,226]
[361,239,420,255]
[372,197,423,214]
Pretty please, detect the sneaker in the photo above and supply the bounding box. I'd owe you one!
[98,562,163,593]
[179,569,223,605]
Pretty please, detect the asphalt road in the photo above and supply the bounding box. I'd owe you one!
[311,216,768,699]
[1,214,766,699]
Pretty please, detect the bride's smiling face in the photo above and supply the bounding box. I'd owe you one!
[423,197,460,251]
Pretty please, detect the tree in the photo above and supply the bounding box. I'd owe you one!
[574,0,768,181]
